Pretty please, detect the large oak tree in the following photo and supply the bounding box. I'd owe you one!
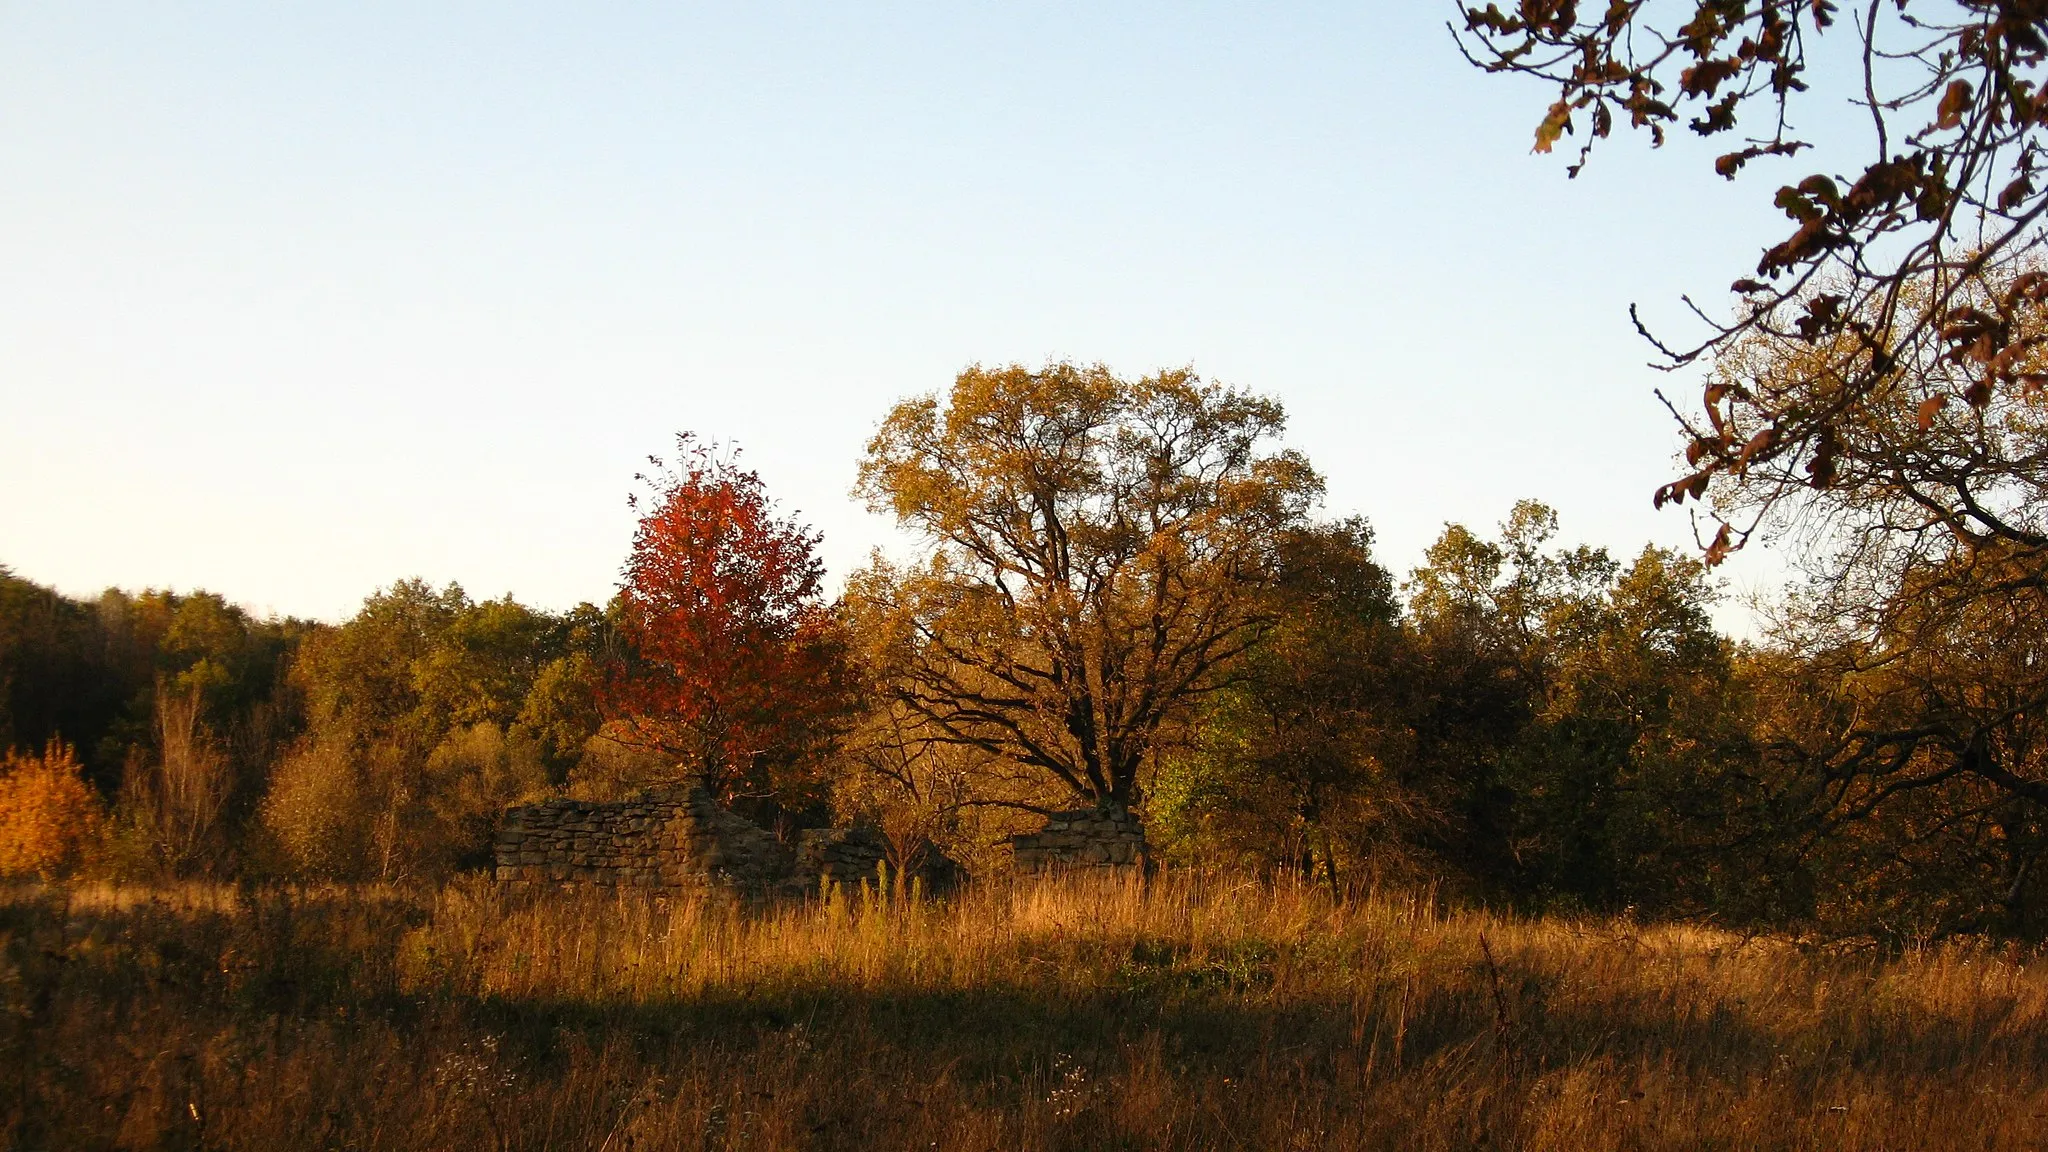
[850,363,1321,814]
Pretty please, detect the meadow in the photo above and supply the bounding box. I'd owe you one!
[2,874,2044,1151]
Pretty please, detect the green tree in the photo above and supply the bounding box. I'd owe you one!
[1399,503,1585,894]
[0,567,126,784]
[2,570,308,875]
[1402,504,1758,913]
[274,580,599,878]
[1153,519,1412,893]
[1518,546,1756,912]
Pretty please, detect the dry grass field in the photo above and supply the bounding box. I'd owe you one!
[2,873,2044,1150]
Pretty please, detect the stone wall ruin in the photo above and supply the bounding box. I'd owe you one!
[493,786,795,897]
[1009,806,1148,872]
[794,825,963,892]
[494,787,961,896]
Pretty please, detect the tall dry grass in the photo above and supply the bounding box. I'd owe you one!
[2,873,2043,1150]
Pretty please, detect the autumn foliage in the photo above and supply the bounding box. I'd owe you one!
[1457,1,2048,552]
[0,741,104,878]
[608,435,846,797]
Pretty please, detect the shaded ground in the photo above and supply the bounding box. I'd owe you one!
[2,877,2044,1150]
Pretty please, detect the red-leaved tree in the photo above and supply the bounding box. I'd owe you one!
[607,434,847,799]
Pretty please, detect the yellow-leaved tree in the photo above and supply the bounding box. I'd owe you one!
[849,363,1322,825]
[0,741,105,878]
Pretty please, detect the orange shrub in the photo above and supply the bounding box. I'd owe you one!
[0,741,105,878]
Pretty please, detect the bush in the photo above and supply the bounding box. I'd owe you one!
[259,741,373,878]
[0,741,105,877]
[421,722,550,870]
[565,723,677,801]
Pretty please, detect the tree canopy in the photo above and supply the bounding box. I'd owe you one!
[852,363,1322,812]
[608,434,848,800]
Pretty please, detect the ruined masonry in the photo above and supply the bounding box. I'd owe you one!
[1009,806,1149,872]
[493,786,795,896]
[494,787,961,896]
[794,824,962,891]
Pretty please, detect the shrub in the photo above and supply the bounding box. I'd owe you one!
[259,740,373,878]
[0,740,105,877]
[420,722,550,870]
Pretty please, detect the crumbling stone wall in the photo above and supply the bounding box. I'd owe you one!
[1010,806,1148,872]
[794,825,886,886]
[495,788,964,897]
[795,825,962,891]
[493,785,794,896]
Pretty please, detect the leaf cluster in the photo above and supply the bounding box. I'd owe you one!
[1455,1,2048,550]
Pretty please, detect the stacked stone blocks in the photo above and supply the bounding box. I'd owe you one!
[493,785,793,896]
[494,788,963,896]
[497,786,1141,892]
[793,825,889,886]
[1010,806,1148,872]
[794,824,962,891]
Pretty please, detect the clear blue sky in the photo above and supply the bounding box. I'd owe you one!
[1,2,1835,623]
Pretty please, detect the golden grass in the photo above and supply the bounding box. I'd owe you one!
[2,874,2044,1150]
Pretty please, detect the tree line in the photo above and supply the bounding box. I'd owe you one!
[5,350,2044,943]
